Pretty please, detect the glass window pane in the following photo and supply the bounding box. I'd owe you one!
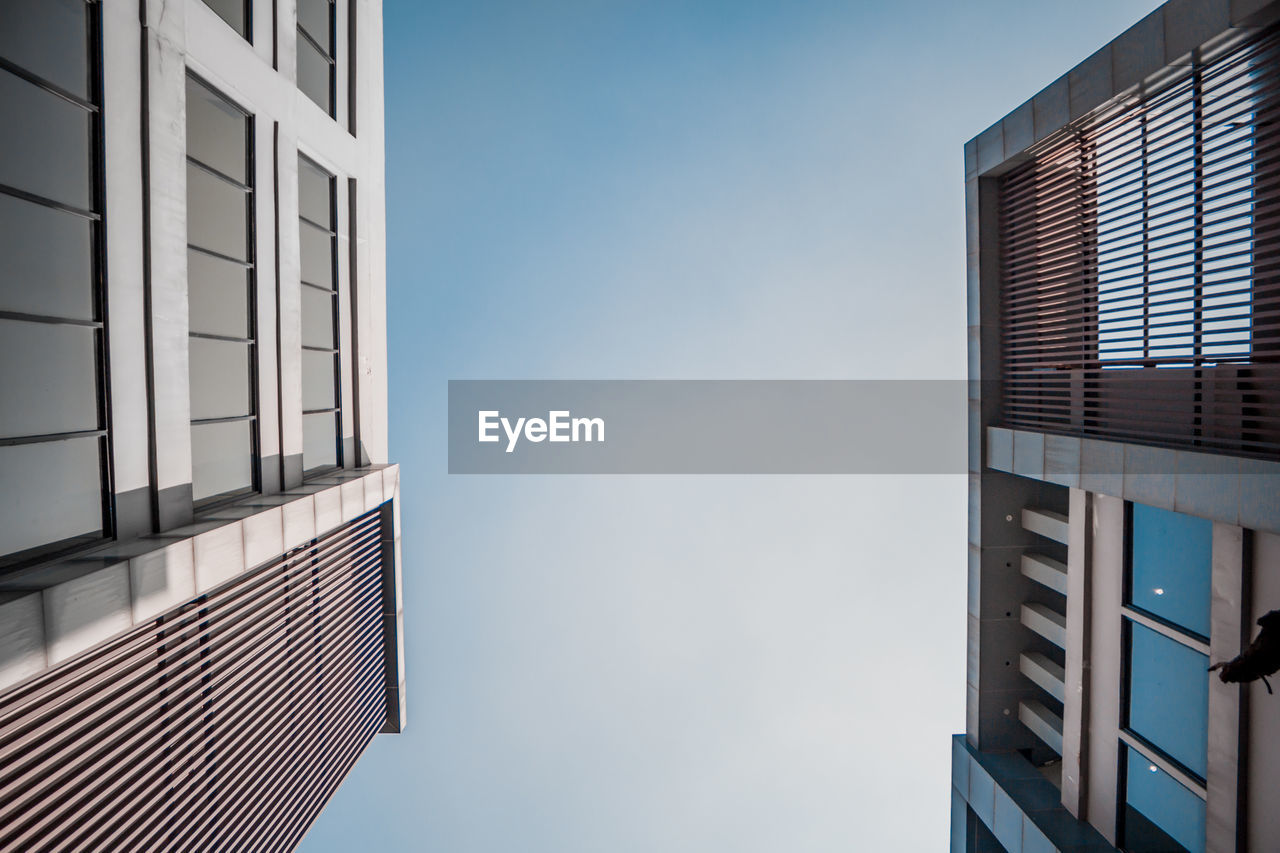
[1123,745,1205,853]
[301,285,335,349]
[188,250,250,338]
[1131,503,1212,636]
[0,437,102,560]
[298,157,331,226]
[297,0,332,54]
[302,349,336,411]
[0,318,97,437]
[186,78,247,183]
[0,0,88,98]
[299,219,333,288]
[187,163,249,261]
[199,0,248,38]
[297,35,332,114]
[1127,621,1209,778]
[191,420,253,502]
[303,411,337,471]
[0,192,93,320]
[189,337,251,420]
[0,68,90,209]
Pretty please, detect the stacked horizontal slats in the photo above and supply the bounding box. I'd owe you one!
[0,508,388,852]
[999,24,1280,459]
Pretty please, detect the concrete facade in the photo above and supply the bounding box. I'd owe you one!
[956,2,1280,851]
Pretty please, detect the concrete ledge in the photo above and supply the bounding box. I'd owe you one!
[1022,508,1070,545]
[1022,603,1067,648]
[951,735,1117,852]
[0,464,399,696]
[1020,700,1065,754]
[1020,652,1066,703]
[1021,553,1068,595]
[987,427,1280,533]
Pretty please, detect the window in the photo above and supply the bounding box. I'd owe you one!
[1120,503,1211,853]
[186,77,258,504]
[298,155,341,473]
[200,0,250,40]
[997,26,1280,458]
[297,0,335,116]
[0,0,110,568]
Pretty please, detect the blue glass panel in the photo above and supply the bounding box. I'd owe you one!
[1131,503,1212,636]
[1127,621,1208,778]
[1124,745,1205,853]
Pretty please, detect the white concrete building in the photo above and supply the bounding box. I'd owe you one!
[0,1,403,849]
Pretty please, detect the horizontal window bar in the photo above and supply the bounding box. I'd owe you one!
[296,26,336,64]
[1121,607,1210,655]
[0,183,99,221]
[300,279,337,293]
[190,414,257,426]
[187,156,252,192]
[188,244,255,268]
[189,331,255,345]
[0,310,101,329]
[299,215,336,236]
[0,429,106,447]
[302,407,340,416]
[301,344,338,354]
[0,56,98,113]
[1118,730,1207,799]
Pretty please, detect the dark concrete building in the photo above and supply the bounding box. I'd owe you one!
[956,2,1280,851]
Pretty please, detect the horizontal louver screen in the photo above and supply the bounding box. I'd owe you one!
[999,24,1280,459]
[0,508,388,852]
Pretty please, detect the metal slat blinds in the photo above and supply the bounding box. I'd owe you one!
[999,25,1280,459]
[0,508,389,852]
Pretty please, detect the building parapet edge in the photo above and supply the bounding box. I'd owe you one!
[986,427,1280,533]
[952,734,1117,853]
[964,0,1280,180]
[0,464,406,730]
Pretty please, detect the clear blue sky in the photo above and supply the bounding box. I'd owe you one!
[302,2,1163,850]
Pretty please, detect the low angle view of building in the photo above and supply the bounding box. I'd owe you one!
[955,1,1280,851]
[0,1,403,849]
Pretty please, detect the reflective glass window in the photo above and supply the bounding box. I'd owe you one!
[187,77,257,503]
[0,438,104,559]
[0,0,88,98]
[191,421,254,502]
[298,154,340,473]
[0,192,94,320]
[1126,621,1209,778]
[186,79,248,183]
[0,0,107,566]
[0,67,90,209]
[188,250,250,338]
[200,0,249,39]
[1123,745,1205,853]
[1130,504,1212,637]
[296,0,335,116]
[303,412,338,471]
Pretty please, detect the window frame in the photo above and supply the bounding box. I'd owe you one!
[185,73,262,509]
[199,0,253,42]
[0,0,114,573]
[1117,501,1211,853]
[297,152,343,477]
[296,0,337,118]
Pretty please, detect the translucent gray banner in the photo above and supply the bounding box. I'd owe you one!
[447,380,968,474]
